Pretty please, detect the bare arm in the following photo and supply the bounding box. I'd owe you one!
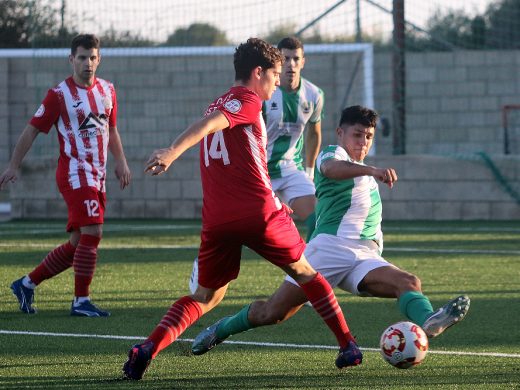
[305,121,321,179]
[0,124,40,190]
[321,159,398,188]
[145,110,230,175]
[108,126,131,189]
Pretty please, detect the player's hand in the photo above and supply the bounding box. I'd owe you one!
[114,160,131,190]
[0,167,17,191]
[145,148,175,176]
[373,167,398,188]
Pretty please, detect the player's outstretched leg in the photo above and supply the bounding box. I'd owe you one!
[122,341,154,380]
[422,295,470,338]
[11,277,36,314]
[192,316,232,355]
[335,340,363,369]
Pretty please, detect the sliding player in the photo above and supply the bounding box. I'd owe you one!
[192,105,470,356]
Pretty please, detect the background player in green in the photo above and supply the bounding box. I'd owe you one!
[264,36,322,240]
[192,105,470,356]
[188,36,323,294]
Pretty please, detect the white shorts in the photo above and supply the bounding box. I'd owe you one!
[285,233,394,296]
[271,169,315,206]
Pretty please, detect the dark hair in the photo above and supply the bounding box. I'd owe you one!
[277,36,304,53]
[339,105,378,128]
[71,34,100,55]
[233,38,283,82]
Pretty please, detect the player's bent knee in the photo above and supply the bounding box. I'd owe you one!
[400,272,422,292]
[191,290,223,308]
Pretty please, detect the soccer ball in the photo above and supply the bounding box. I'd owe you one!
[380,321,429,369]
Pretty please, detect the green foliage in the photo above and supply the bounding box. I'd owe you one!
[0,219,519,388]
[100,28,154,48]
[165,23,229,46]
[486,0,520,49]
[406,0,520,50]
[0,0,75,48]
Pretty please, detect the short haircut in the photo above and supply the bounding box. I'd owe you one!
[233,38,283,82]
[339,105,378,129]
[277,36,304,53]
[71,34,100,55]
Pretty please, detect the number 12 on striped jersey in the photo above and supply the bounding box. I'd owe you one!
[203,132,230,166]
[84,200,100,217]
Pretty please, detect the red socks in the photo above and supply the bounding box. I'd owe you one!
[28,241,76,285]
[299,273,354,349]
[146,296,203,358]
[73,234,101,297]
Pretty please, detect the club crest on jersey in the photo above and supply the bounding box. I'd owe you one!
[301,101,311,114]
[34,104,45,118]
[224,99,241,114]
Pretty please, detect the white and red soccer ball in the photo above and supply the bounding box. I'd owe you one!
[380,321,429,369]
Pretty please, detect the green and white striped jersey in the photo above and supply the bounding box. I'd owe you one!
[312,145,383,246]
[263,77,324,179]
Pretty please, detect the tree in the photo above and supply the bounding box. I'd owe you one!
[165,23,229,46]
[485,0,520,49]
[0,0,76,48]
[405,0,520,51]
[263,24,298,45]
[100,28,154,47]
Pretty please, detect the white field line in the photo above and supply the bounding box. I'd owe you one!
[1,223,520,235]
[0,329,518,359]
[0,243,199,249]
[383,247,520,255]
[0,242,518,255]
[0,224,200,235]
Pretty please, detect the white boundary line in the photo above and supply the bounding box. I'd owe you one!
[1,223,519,233]
[0,242,518,255]
[0,329,518,359]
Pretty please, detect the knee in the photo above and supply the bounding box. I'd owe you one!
[284,260,316,284]
[80,224,103,239]
[192,290,222,307]
[401,272,422,292]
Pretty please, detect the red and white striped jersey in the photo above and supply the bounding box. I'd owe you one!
[199,86,281,227]
[30,76,117,192]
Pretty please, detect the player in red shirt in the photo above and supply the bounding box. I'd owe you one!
[122,38,361,381]
[1,34,131,317]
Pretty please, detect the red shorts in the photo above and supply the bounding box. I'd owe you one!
[197,207,306,289]
[61,187,106,232]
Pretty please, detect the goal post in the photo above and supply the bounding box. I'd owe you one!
[0,42,375,157]
[502,104,520,155]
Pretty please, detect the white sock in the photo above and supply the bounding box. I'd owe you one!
[22,276,36,289]
[73,296,90,306]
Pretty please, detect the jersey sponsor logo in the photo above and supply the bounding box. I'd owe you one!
[78,112,108,138]
[34,104,45,117]
[224,99,242,114]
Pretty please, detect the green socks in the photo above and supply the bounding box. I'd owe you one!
[398,290,434,326]
[216,304,253,340]
[304,212,316,242]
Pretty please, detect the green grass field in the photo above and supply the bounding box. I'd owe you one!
[1,219,519,389]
